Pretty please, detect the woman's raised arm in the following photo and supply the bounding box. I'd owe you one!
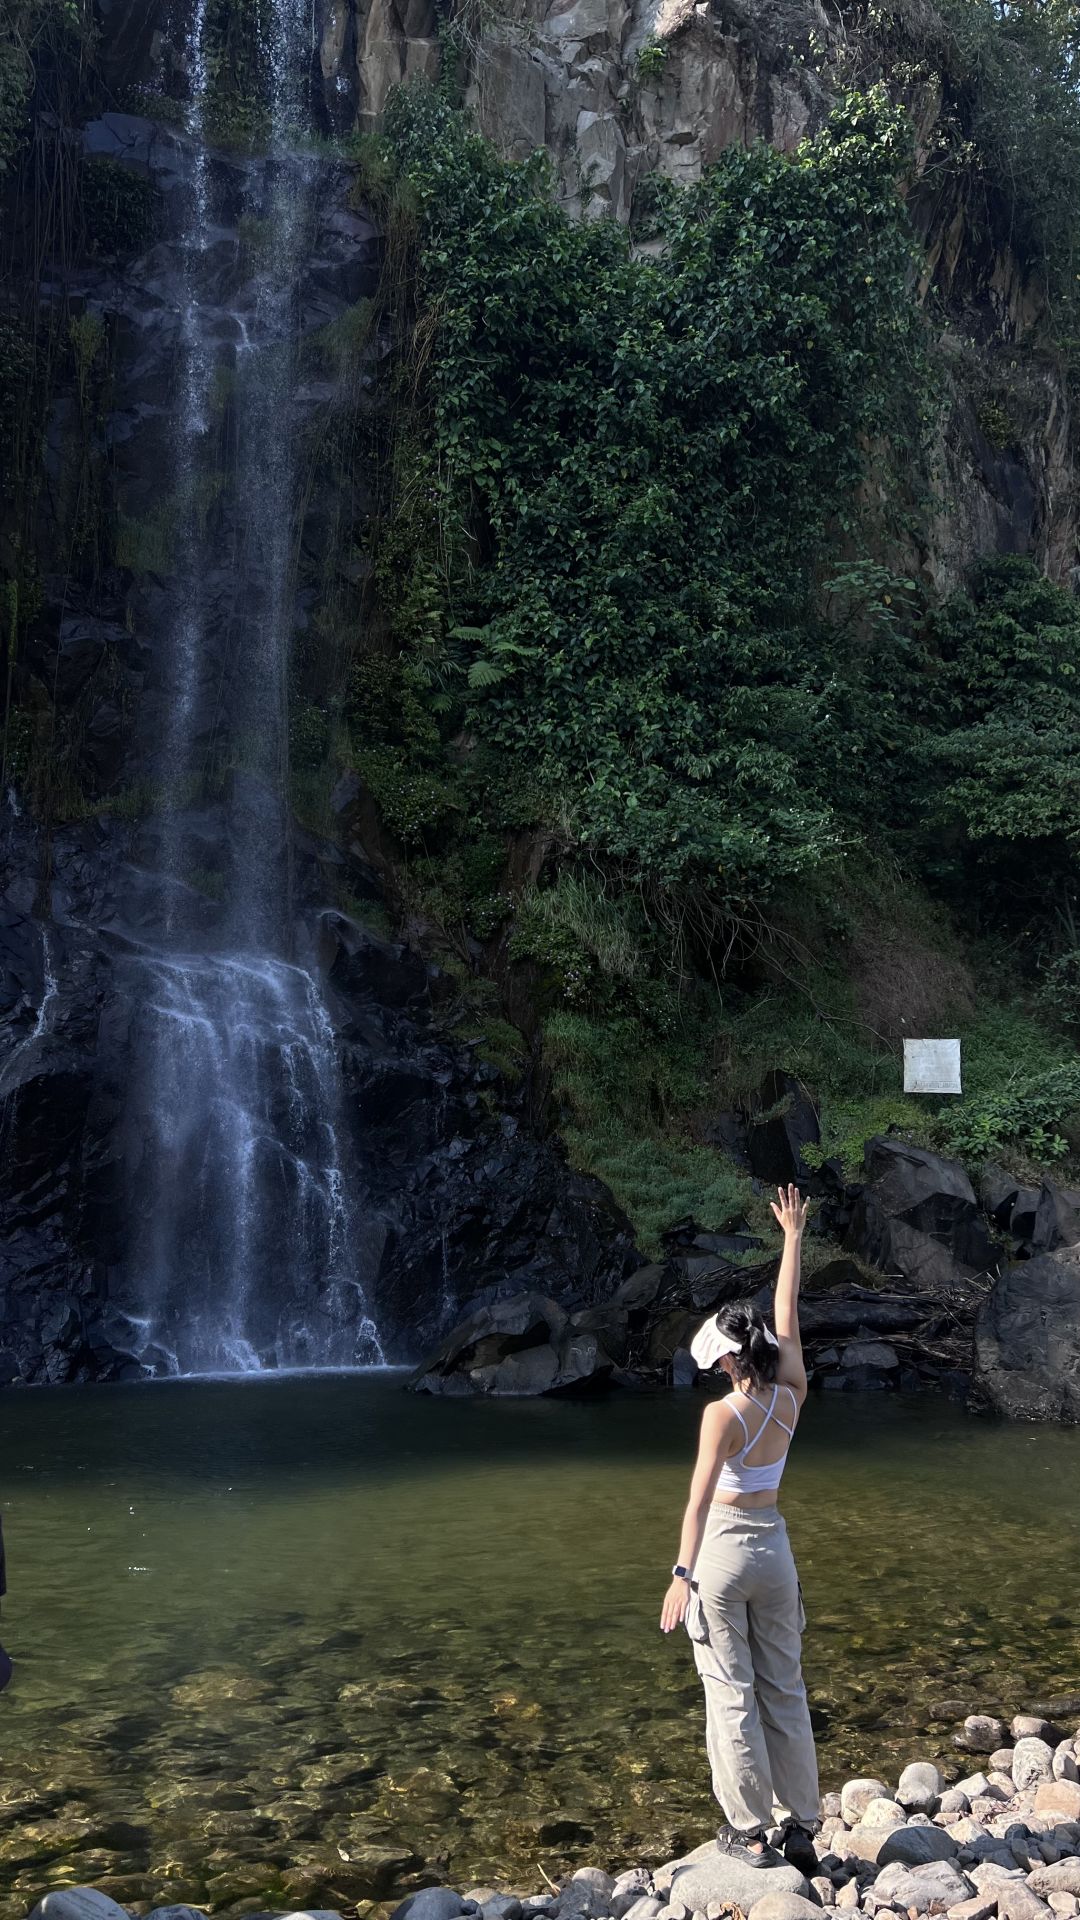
[769,1182,809,1402]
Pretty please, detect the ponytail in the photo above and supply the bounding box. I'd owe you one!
[713,1303,780,1390]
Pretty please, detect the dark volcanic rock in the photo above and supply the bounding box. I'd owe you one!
[0,796,638,1381]
[411,1291,620,1397]
[744,1070,820,1186]
[846,1137,1000,1290]
[974,1247,1080,1422]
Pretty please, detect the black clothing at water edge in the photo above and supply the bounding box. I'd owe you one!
[0,1515,11,1690]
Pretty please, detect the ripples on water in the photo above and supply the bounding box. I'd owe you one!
[1,1378,1078,1914]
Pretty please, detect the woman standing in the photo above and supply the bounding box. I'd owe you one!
[660,1184,819,1874]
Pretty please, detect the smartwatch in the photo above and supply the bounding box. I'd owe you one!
[672,1564,692,1581]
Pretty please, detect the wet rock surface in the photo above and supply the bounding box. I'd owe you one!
[974,1248,1080,1424]
[0,800,636,1377]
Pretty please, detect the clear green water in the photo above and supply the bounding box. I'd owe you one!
[1,1378,1079,1918]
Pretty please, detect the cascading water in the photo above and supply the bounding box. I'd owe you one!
[120,0,383,1374]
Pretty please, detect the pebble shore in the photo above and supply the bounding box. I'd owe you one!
[26,1709,1080,1920]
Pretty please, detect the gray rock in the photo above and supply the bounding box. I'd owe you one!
[1015,1743,1058,1792]
[748,1896,824,1920]
[393,1893,468,1920]
[656,1841,811,1914]
[482,1900,523,1920]
[572,1871,616,1899]
[1015,1721,1060,1745]
[621,1902,663,1920]
[943,1794,976,1818]
[899,1764,944,1814]
[29,1899,133,1920]
[996,1886,1053,1920]
[841,1341,900,1369]
[862,1800,906,1829]
[811,1879,836,1907]
[1054,1747,1080,1784]
[865,1860,973,1912]
[1030,1868,1080,1897]
[975,1249,1080,1423]
[957,1778,994,1803]
[878,1827,961,1867]
[991,1753,1018,1776]
[147,1911,214,1920]
[950,1821,993,1846]
[822,1795,844,1820]
[946,1900,998,1920]
[961,1721,1010,1757]
[147,1912,218,1920]
[843,1780,895,1825]
[970,1869,1027,1891]
[842,1828,894,1866]
[613,1876,657,1920]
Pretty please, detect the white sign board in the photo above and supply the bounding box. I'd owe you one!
[903,1038,962,1095]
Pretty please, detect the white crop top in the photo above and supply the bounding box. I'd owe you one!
[715,1383,799,1496]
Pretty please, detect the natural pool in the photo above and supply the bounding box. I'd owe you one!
[1,1378,1078,1916]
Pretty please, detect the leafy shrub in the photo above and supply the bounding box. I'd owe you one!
[356,746,459,842]
[79,157,161,257]
[937,1062,1080,1163]
[636,38,668,80]
[380,81,924,907]
[916,556,1080,915]
[544,1010,751,1251]
[1037,948,1080,1030]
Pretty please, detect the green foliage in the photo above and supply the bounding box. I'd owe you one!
[511,874,642,1005]
[544,1010,751,1252]
[915,556,1080,913]
[378,82,925,908]
[928,0,1080,337]
[289,700,330,769]
[1037,947,1080,1030]
[356,746,459,842]
[200,0,270,147]
[938,1062,1080,1163]
[635,37,669,80]
[78,156,161,257]
[0,25,30,175]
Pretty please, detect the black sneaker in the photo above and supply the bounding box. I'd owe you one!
[715,1827,784,1869]
[776,1820,819,1875]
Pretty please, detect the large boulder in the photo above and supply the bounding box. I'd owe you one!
[655,1839,810,1913]
[744,1070,821,1186]
[846,1138,999,1290]
[411,1291,621,1396]
[982,1169,1080,1254]
[974,1247,1080,1422]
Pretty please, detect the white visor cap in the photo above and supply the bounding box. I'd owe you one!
[689,1315,780,1370]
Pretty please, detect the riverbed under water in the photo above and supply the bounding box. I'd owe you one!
[1,1378,1078,1916]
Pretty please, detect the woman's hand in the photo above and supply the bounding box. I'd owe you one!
[660,1578,690,1633]
[770,1182,809,1237]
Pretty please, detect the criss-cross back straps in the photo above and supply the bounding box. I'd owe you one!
[731,1383,798,1459]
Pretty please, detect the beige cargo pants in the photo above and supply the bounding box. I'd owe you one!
[686,1504,819,1834]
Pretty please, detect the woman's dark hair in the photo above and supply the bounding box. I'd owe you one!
[714,1303,779,1390]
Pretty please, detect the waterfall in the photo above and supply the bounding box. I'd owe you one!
[121,0,384,1374]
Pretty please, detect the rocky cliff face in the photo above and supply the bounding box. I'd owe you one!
[2,0,1076,1390]
[301,0,1079,593]
[0,66,636,1385]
